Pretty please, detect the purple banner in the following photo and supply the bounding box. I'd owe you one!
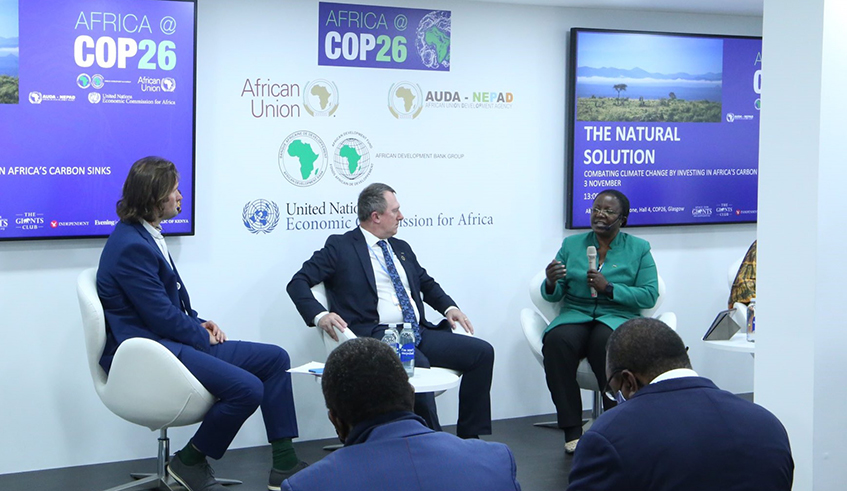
[318,2,450,71]
[568,30,761,228]
[0,0,196,240]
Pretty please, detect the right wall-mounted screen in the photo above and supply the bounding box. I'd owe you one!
[567,28,762,228]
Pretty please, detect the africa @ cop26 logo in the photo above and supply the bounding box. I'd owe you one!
[242,199,280,234]
[278,130,328,187]
[304,79,339,117]
[388,81,423,119]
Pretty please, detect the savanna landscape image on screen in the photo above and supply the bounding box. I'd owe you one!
[575,31,722,122]
[0,0,19,104]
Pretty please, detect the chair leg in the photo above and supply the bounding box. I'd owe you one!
[115,428,241,491]
[532,420,560,429]
[592,390,603,420]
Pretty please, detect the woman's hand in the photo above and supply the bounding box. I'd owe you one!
[546,259,567,293]
[587,269,609,292]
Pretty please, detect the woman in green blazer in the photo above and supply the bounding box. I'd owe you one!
[541,190,658,454]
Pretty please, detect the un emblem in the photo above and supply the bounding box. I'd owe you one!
[243,199,280,234]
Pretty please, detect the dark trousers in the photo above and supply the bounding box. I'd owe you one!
[178,340,299,459]
[373,322,494,438]
[542,321,615,441]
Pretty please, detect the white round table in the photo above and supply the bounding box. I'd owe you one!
[703,332,755,355]
[408,367,461,393]
[290,363,460,394]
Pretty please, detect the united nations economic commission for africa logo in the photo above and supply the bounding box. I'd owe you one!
[331,132,373,186]
[388,82,423,119]
[243,199,280,234]
[279,131,328,187]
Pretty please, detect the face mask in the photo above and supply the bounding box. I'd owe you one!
[614,390,627,405]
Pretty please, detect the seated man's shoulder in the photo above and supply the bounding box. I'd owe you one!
[324,229,363,247]
[426,432,515,460]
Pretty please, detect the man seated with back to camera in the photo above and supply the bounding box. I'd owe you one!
[282,337,521,491]
[97,157,306,491]
[567,317,794,491]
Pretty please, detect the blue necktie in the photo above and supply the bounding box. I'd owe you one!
[377,240,420,345]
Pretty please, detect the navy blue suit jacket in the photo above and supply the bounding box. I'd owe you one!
[97,221,210,371]
[282,415,521,491]
[568,377,794,491]
[287,228,456,337]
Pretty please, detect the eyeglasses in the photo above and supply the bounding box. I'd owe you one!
[603,368,625,401]
[592,207,620,217]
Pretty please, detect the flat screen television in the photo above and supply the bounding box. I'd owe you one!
[567,28,762,228]
[0,0,196,240]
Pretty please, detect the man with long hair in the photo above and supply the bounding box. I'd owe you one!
[97,157,306,491]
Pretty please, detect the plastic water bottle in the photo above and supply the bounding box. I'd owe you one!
[399,323,415,377]
[746,299,756,343]
[381,325,400,357]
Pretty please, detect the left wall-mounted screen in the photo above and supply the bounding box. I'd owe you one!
[0,0,196,241]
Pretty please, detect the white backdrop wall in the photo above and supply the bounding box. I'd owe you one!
[0,0,761,474]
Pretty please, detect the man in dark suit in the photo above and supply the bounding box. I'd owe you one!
[568,317,794,491]
[97,157,306,491]
[287,183,494,438]
[283,337,520,491]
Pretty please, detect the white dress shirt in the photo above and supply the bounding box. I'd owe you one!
[313,228,458,327]
[359,227,421,325]
[141,220,174,270]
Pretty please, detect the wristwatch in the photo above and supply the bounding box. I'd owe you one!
[604,283,614,298]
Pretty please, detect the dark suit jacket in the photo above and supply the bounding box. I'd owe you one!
[282,414,521,491]
[287,228,456,337]
[97,220,209,371]
[568,376,794,491]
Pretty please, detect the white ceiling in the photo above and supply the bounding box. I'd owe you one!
[466,0,764,17]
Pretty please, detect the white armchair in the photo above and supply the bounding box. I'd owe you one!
[520,269,676,425]
[78,268,239,491]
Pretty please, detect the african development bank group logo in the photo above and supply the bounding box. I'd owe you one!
[331,132,373,186]
[243,199,280,234]
[278,131,328,187]
[388,82,423,119]
[304,79,339,117]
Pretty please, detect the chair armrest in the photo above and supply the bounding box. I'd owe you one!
[453,326,474,337]
[320,324,358,358]
[520,308,546,366]
[529,270,562,323]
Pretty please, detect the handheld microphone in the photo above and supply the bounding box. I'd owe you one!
[587,246,598,297]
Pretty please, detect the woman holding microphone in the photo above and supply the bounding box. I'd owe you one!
[541,190,658,454]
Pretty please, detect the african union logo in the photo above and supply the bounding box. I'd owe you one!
[304,79,339,117]
[28,92,42,104]
[388,82,423,119]
[77,73,91,89]
[161,78,176,92]
[278,130,328,187]
[416,11,451,70]
[242,199,280,234]
[331,132,373,186]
